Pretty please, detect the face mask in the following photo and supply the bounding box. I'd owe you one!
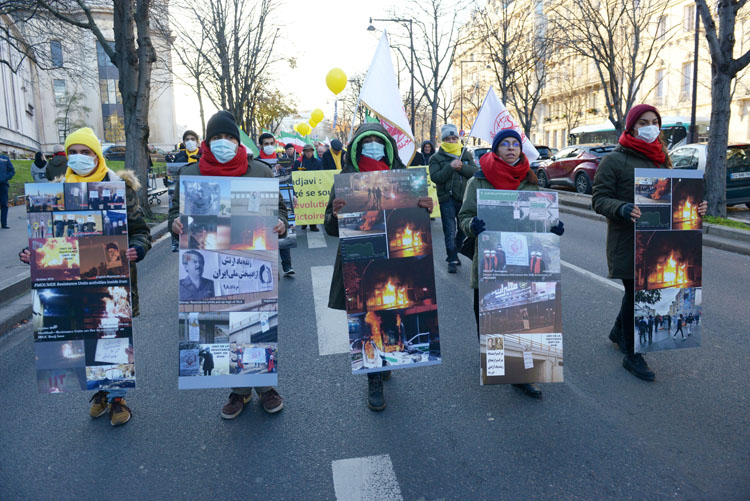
[263,145,275,155]
[442,142,462,156]
[636,125,660,143]
[67,154,97,176]
[185,140,198,151]
[210,139,238,163]
[361,142,385,161]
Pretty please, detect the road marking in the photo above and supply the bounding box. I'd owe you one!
[560,260,624,292]
[306,228,328,248]
[155,233,171,244]
[332,455,403,501]
[311,265,349,355]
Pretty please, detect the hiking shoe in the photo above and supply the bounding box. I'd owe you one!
[283,266,295,276]
[367,375,386,411]
[381,370,392,381]
[448,262,457,274]
[512,383,542,398]
[623,354,655,381]
[259,389,284,414]
[221,392,252,419]
[89,390,109,418]
[109,397,131,426]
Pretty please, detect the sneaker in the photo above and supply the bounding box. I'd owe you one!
[622,353,655,381]
[512,383,542,398]
[109,397,132,426]
[259,389,284,414]
[367,374,386,411]
[283,266,295,276]
[221,392,253,419]
[89,390,109,418]
[448,262,457,274]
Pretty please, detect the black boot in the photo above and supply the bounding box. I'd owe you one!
[367,374,386,411]
[623,353,655,381]
[512,383,542,398]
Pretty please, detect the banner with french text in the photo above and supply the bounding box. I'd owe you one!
[292,170,336,225]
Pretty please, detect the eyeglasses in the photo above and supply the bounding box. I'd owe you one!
[500,141,521,149]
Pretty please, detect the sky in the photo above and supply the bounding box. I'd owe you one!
[173,0,409,133]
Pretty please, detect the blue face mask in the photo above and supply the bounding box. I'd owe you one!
[210,138,238,163]
[361,141,385,161]
[67,154,97,176]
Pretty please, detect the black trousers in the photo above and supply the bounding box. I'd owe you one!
[473,288,480,339]
[619,279,635,355]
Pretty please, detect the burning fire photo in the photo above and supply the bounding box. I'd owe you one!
[334,170,428,213]
[30,237,81,282]
[672,178,704,230]
[636,230,702,290]
[635,177,672,205]
[338,211,385,238]
[178,215,232,250]
[386,208,432,258]
[229,215,277,251]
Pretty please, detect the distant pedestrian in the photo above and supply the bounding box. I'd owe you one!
[410,140,436,166]
[0,152,15,229]
[667,314,672,331]
[322,139,344,171]
[294,144,322,232]
[638,317,648,345]
[45,144,68,180]
[687,313,694,334]
[674,314,685,340]
[647,315,654,343]
[31,152,48,183]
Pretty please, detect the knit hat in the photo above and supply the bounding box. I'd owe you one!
[302,143,314,151]
[64,127,105,165]
[205,111,240,142]
[331,139,343,151]
[492,129,522,154]
[625,104,662,133]
[441,124,459,140]
[284,143,295,149]
[182,129,199,142]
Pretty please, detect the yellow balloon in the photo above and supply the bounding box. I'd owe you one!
[311,108,324,124]
[293,123,299,133]
[309,119,318,129]
[298,123,311,136]
[326,68,347,95]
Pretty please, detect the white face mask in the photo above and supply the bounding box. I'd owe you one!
[636,125,660,143]
[185,140,198,151]
[263,145,275,155]
[67,154,97,176]
[210,138,238,163]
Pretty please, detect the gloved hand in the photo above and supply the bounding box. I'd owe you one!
[470,217,486,236]
[618,203,635,219]
[550,220,564,236]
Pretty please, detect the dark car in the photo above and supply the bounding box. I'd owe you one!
[530,145,555,173]
[470,146,491,165]
[102,145,126,161]
[536,143,616,194]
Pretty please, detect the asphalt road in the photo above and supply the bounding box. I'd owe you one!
[0,211,748,499]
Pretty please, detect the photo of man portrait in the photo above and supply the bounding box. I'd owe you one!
[105,242,123,269]
[179,250,215,301]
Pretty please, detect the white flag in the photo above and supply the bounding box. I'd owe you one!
[359,31,416,166]
[469,88,539,162]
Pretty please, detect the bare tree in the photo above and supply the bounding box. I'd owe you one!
[696,0,750,217]
[436,85,456,125]
[56,86,91,139]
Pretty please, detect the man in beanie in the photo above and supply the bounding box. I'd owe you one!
[169,110,288,419]
[321,138,344,171]
[429,124,477,273]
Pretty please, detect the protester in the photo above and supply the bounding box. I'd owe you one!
[592,104,707,380]
[169,110,288,419]
[294,143,322,231]
[45,144,67,181]
[174,130,201,164]
[260,132,295,276]
[322,139,344,171]
[458,129,564,399]
[0,152,15,229]
[317,143,328,159]
[283,143,298,163]
[411,140,436,166]
[429,124,478,273]
[31,152,48,183]
[18,127,151,425]
[324,122,434,411]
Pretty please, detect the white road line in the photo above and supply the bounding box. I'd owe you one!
[306,228,328,248]
[311,265,350,355]
[331,455,403,501]
[561,260,625,292]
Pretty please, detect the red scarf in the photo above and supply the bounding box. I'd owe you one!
[479,152,530,190]
[259,151,276,160]
[198,140,248,176]
[357,155,390,172]
[618,132,666,167]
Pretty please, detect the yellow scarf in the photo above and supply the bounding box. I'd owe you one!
[65,160,109,183]
[63,127,110,182]
[441,142,462,156]
[187,148,200,163]
[332,150,343,170]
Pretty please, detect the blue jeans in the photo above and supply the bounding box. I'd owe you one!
[439,199,464,262]
[280,247,292,270]
[107,389,127,402]
[0,182,8,226]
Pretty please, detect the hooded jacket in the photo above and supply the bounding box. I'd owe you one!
[410,140,436,166]
[31,153,48,183]
[429,145,478,204]
[45,153,68,181]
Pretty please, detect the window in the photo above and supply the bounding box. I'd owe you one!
[655,69,665,102]
[681,62,693,98]
[589,92,597,110]
[53,79,66,105]
[56,118,68,143]
[50,41,63,68]
[683,5,696,32]
[671,148,697,169]
[657,15,668,39]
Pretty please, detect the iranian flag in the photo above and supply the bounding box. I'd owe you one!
[279,131,307,153]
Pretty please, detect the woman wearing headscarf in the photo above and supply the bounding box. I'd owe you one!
[31,151,48,183]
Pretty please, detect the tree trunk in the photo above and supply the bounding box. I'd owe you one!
[706,68,731,217]
[197,80,206,139]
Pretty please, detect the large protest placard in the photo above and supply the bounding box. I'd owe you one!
[334,169,441,374]
[477,190,563,384]
[177,175,279,389]
[26,181,135,394]
[634,169,703,353]
[292,170,335,225]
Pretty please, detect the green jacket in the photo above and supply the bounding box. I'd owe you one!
[428,147,478,204]
[458,169,539,289]
[592,145,667,279]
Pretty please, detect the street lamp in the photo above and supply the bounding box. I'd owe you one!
[367,17,415,132]
[459,59,490,133]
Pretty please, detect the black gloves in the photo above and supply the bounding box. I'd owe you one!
[470,217,486,236]
[618,203,635,219]
[550,221,564,236]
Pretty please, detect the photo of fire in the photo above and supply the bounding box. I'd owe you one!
[338,211,385,238]
[348,304,440,374]
[636,230,702,290]
[26,183,64,212]
[29,237,81,283]
[672,178,704,230]
[386,208,432,258]
[229,215,278,251]
[635,177,671,205]
[31,287,133,337]
[334,169,428,213]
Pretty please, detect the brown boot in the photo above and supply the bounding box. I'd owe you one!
[259,389,284,414]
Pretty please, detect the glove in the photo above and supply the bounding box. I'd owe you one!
[618,203,635,219]
[470,217,486,236]
[550,220,564,236]
[132,244,146,263]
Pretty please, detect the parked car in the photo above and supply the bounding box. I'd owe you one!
[102,145,126,161]
[530,145,555,173]
[669,143,750,207]
[535,143,616,194]
[470,146,492,165]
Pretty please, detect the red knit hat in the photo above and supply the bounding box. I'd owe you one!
[625,104,662,133]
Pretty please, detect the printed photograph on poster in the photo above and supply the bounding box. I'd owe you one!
[340,234,389,262]
[479,232,560,280]
[672,178,704,230]
[63,182,88,210]
[85,363,135,390]
[481,332,563,384]
[178,215,231,250]
[229,177,279,217]
[179,311,277,344]
[485,335,505,376]
[334,169,428,213]
[177,343,231,376]
[342,256,437,314]
[102,210,128,236]
[52,211,104,237]
[79,235,130,280]
[83,337,133,365]
[35,340,85,370]
[338,211,386,238]
[635,177,671,205]
[634,287,702,353]
[27,212,53,239]
[32,287,133,338]
[180,177,231,216]
[87,182,126,210]
[385,208,432,258]
[229,215,279,251]
[26,183,64,212]
[636,205,672,230]
[478,281,560,334]
[477,190,559,233]
[29,237,80,283]
[635,230,702,290]
[279,183,297,249]
[348,304,440,373]
[37,368,87,393]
